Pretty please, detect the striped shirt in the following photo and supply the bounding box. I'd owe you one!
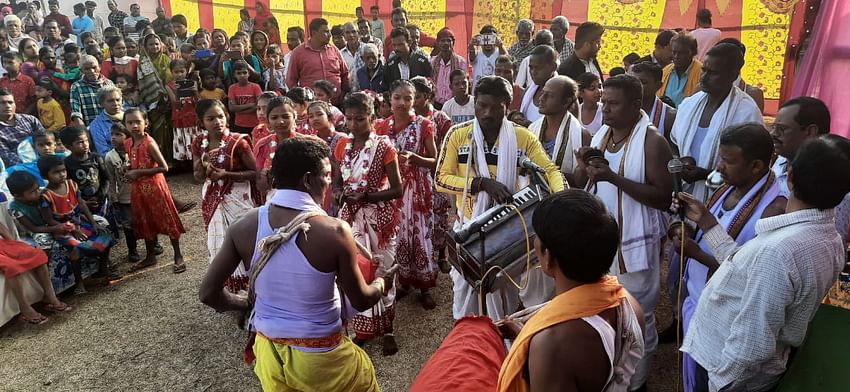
[681,208,845,391]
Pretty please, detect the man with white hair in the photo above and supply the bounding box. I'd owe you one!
[551,16,575,63]
[4,15,31,52]
[507,19,535,64]
[70,55,115,128]
[356,43,385,92]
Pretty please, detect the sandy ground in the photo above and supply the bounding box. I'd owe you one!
[0,173,679,391]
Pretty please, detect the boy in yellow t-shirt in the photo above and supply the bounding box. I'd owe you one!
[198,69,227,102]
[35,78,67,133]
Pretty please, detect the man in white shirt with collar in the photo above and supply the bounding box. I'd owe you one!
[340,22,365,90]
[677,136,850,392]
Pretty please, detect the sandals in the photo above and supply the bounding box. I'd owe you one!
[45,302,73,313]
[128,259,157,273]
[172,263,187,274]
[19,313,48,325]
[177,201,197,214]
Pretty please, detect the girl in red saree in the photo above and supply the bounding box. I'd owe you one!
[253,96,299,200]
[334,92,403,355]
[307,101,346,215]
[191,99,258,293]
[411,76,454,273]
[376,80,439,309]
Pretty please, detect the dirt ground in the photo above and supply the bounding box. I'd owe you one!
[0,173,679,391]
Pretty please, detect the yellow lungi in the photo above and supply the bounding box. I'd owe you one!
[253,334,380,392]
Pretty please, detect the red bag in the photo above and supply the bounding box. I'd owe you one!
[357,253,376,283]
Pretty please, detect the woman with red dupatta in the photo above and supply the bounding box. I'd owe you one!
[253,2,281,46]
[411,77,454,273]
[191,99,258,293]
[334,91,403,355]
[376,79,440,309]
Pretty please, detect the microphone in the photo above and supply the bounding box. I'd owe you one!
[668,158,685,220]
[518,156,545,174]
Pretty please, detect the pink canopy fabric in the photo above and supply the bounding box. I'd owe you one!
[791,0,850,138]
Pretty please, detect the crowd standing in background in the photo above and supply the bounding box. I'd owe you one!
[0,2,848,392]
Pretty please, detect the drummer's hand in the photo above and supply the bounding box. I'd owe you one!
[478,178,513,204]
[495,318,524,340]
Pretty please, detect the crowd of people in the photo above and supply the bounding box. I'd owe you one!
[0,1,848,391]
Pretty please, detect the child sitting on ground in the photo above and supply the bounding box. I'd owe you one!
[3,173,72,325]
[7,131,66,186]
[37,155,119,293]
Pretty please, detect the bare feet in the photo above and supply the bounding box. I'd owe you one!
[45,301,72,313]
[438,259,450,274]
[420,291,436,310]
[382,335,398,356]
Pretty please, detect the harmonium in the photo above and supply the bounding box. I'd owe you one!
[447,184,547,294]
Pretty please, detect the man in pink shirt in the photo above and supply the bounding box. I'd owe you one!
[691,9,722,61]
[286,18,351,105]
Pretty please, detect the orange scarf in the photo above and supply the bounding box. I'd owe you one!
[497,275,627,392]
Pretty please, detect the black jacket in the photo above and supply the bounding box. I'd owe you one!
[557,54,604,82]
[384,51,433,86]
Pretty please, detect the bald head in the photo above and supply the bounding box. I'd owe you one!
[539,75,578,116]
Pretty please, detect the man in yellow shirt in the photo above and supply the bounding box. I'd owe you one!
[435,75,564,321]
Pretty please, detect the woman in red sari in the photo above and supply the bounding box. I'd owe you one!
[191,99,258,293]
[375,80,439,309]
[123,108,186,273]
[334,91,403,355]
[253,96,299,200]
[253,2,281,46]
[411,77,454,273]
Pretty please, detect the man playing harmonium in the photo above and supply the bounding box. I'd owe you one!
[435,75,565,321]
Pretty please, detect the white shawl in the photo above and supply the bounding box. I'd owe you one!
[670,87,763,202]
[590,113,664,273]
[528,112,583,175]
[519,81,539,119]
[470,118,518,219]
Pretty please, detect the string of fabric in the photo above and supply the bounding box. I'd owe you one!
[476,203,533,315]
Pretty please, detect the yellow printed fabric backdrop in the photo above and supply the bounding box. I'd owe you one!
[166,0,795,99]
[589,0,667,75]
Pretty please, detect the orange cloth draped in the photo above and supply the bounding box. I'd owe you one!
[497,275,627,392]
[410,316,507,392]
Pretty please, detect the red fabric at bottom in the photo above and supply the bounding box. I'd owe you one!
[410,316,507,392]
[0,239,47,278]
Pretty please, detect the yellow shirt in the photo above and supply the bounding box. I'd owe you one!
[435,121,565,219]
[37,98,66,132]
[199,88,227,102]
